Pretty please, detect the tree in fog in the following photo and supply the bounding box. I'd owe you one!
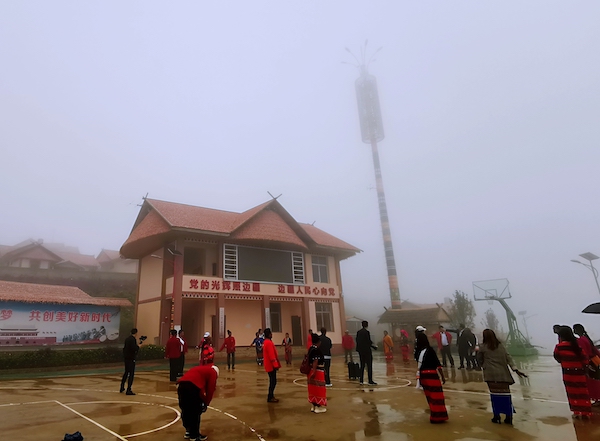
[448,290,476,329]
[481,308,501,332]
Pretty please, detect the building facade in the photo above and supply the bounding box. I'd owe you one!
[120,198,360,348]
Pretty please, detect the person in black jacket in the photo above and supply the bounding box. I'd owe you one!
[356,321,377,385]
[457,324,476,369]
[320,327,333,386]
[121,328,139,395]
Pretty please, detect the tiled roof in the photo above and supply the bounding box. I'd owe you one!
[121,198,360,258]
[0,281,132,307]
[230,208,307,249]
[97,249,121,262]
[378,307,450,325]
[121,208,172,251]
[299,223,361,252]
[147,199,239,233]
[53,250,100,269]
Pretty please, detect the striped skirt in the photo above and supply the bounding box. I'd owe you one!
[307,369,327,406]
[420,369,448,423]
[561,368,593,416]
[401,345,410,361]
[487,382,514,416]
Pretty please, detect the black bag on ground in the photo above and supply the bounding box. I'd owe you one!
[348,362,360,380]
[63,432,83,441]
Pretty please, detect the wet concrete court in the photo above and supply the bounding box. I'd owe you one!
[1,354,599,441]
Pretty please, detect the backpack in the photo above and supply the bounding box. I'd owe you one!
[299,351,311,375]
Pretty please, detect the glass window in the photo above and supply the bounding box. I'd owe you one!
[312,255,329,283]
[270,303,282,333]
[315,302,333,332]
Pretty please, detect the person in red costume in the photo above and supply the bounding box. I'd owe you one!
[263,328,282,402]
[177,364,219,441]
[199,332,215,366]
[166,329,183,381]
[219,329,236,370]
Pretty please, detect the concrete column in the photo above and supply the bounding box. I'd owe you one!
[216,292,226,350]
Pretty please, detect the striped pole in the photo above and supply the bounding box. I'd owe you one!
[370,137,401,308]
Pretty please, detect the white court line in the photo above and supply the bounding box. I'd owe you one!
[53,400,128,441]
[0,400,56,407]
[63,400,181,439]
[0,386,268,441]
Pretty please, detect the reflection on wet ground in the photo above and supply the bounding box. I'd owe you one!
[0,354,599,440]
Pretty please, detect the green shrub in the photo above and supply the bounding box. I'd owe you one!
[0,345,165,370]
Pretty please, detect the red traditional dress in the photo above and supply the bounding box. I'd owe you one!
[554,341,593,417]
[417,347,448,423]
[307,345,327,408]
[282,336,293,365]
[576,336,600,401]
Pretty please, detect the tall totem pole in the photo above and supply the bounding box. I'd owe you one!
[351,46,401,309]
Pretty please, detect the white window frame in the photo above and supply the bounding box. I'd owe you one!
[223,243,305,284]
[311,255,329,283]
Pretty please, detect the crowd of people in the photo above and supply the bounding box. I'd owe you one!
[118,322,599,440]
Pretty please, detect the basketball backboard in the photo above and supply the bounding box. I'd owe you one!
[473,278,511,301]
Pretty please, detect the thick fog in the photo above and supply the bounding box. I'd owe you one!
[1,2,600,352]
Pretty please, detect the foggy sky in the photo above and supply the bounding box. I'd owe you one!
[2,2,600,352]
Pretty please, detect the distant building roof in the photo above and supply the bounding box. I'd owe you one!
[0,281,132,307]
[378,306,450,325]
[121,198,361,259]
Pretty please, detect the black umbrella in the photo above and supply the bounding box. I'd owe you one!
[582,302,600,314]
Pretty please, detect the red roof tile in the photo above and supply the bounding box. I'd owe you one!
[147,199,239,233]
[230,208,307,249]
[299,223,361,253]
[121,198,360,258]
[0,281,132,307]
[121,208,172,251]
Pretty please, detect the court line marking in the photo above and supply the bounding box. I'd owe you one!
[63,400,181,438]
[54,399,128,441]
[0,386,268,441]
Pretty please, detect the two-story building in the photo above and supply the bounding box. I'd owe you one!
[120,198,360,349]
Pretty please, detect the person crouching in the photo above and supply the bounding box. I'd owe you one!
[177,364,219,441]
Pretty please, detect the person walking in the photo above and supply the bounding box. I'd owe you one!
[306,328,313,351]
[178,330,188,377]
[177,364,219,441]
[120,328,139,395]
[282,332,293,365]
[399,329,410,362]
[457,324,476,369]
[220,330,236,370]
[251,332,264,366]
[320,327,333,386]
[554,326,593,418]
[383,330,394,361]
[307,333,327,413]
[414,325,426,360]
[263,328,281,402]
[573,323,600,405]
[166,329,183,381]
[356,320,377,385]
[415,332,448,424]
[432,326,454,368]
[476,329,527,425]
[199,332,215,366]
[342,330,355,363]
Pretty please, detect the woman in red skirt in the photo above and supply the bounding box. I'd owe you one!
[400,329,411,362]
[554,326,593,418]
[307,333,327,413]
[415,332,448,423]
